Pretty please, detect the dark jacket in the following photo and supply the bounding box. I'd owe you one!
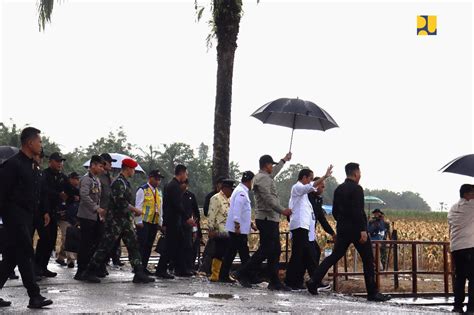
[43,167,68,219]
[203,190,217,217]
[99,172,113,210]
[162,178,185,228]
[0,151,43,226]
[64,182,80,225]
[182,190,201,235]
[308,192,335,236]
[332,178,367,238]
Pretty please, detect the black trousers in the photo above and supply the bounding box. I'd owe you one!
[310,234,377,296]
[0,223,40,298]
[77,218,101,273]
[304,241,321,277]
[220,232,250,279]
[182,226,194,271]
[199,239,215,274]
[285,228,314,287]
[156,225,186,274]
[34,216,58,271]
[191,235,201,270]
[452,248,474,311]
[237,219,281,284]
[137,222,158,268]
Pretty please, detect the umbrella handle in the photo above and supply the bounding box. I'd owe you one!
[289,128,295,153]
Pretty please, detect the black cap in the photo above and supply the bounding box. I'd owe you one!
[259,154,277,168]
[241,171,255,183]
[49,152,66,162]
[149,169,165,179]
[100,153,117,163]
[90,155,104,165]
[372,208,384,215]
[216,177,226,184]
[69,171,80,179]
[221,179,235,188]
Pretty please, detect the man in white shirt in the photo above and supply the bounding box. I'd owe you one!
[448,184,474,313]
[219,171,255,283]
[285,166,332,290]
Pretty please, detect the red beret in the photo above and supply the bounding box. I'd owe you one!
[122,158,138,169]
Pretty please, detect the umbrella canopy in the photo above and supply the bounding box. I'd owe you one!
[0,146,19,164]
[251,97,339,151]
[439,154,474,177]
[364,195,385,205]
[83,153,145,173]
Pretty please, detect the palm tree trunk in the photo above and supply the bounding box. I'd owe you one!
[211,0,242,185]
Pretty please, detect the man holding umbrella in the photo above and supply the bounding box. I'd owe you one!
[235,153,292,290]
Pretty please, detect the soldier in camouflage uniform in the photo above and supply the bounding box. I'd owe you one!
[81,158,155,284]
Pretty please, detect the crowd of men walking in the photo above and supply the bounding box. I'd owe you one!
[11,126,474,310]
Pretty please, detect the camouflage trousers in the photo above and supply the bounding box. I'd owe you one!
[88,217,142,270]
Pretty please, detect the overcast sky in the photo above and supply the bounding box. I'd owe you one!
[1,0,473,210]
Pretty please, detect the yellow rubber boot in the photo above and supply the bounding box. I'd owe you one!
[209,259,222,282]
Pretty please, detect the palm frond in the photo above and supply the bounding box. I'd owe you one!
[38,0,55,32]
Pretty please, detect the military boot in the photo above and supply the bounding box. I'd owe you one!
[133,266,155,284]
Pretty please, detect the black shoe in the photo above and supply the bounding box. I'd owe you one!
[8,272,19,280]
[35,275,43,282]
[268,282,292,291]
[133,266,155,284]
[234,272,252,288]
[0,298,11,307]
[317,282,331,291]
[81,271,101,283]
[451,306,464,313]
[67,262,75,268]
[27,296,53,309]
[306,280,319,295]
[144,269,154,276]
[56,259,67,266]
[42,269,57,278]
[367,292,391,302]
[219,276,236,283]
[73,272,83,281]
[155,271,175,279]
[113,261,125,267]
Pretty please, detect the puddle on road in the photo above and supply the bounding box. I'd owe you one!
[390,297,453,306]
[177,292,240,300]
[45,289,70,293]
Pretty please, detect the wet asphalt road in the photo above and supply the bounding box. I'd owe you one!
[1,263,450,314]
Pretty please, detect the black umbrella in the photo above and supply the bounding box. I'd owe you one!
[439,154,474,177]
[0,146,19,164]
[251,97,339,151]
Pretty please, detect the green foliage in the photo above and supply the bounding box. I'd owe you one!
[38,0,55,31]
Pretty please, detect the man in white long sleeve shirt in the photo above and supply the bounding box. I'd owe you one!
[219,171,255,283]
[448,184,474,313]
[285,166,332,290]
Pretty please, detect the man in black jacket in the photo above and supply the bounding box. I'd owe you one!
[181,179,200,273]
[0,127,53,309]
[155,164,194,278]
[307,163,390,302]
[35,152,68,277]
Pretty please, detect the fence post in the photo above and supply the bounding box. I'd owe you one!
[443,243,449,295]
[285,232,289,264]
[392,230,399,289]
[375,241,380,291]
[344,253,349,281]
[412,243,418,295]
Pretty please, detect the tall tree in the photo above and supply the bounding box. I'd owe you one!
[196,0,243,186]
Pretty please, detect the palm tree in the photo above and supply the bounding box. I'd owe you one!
[196,0,243,185]
[38,0,54,31]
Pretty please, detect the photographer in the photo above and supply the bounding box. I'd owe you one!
[368,209,390,270]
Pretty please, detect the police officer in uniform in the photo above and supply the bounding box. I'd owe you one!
[81,158,154,284]
[219,171,254,283]
[0,127,53,309]
[207,179,234,282]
